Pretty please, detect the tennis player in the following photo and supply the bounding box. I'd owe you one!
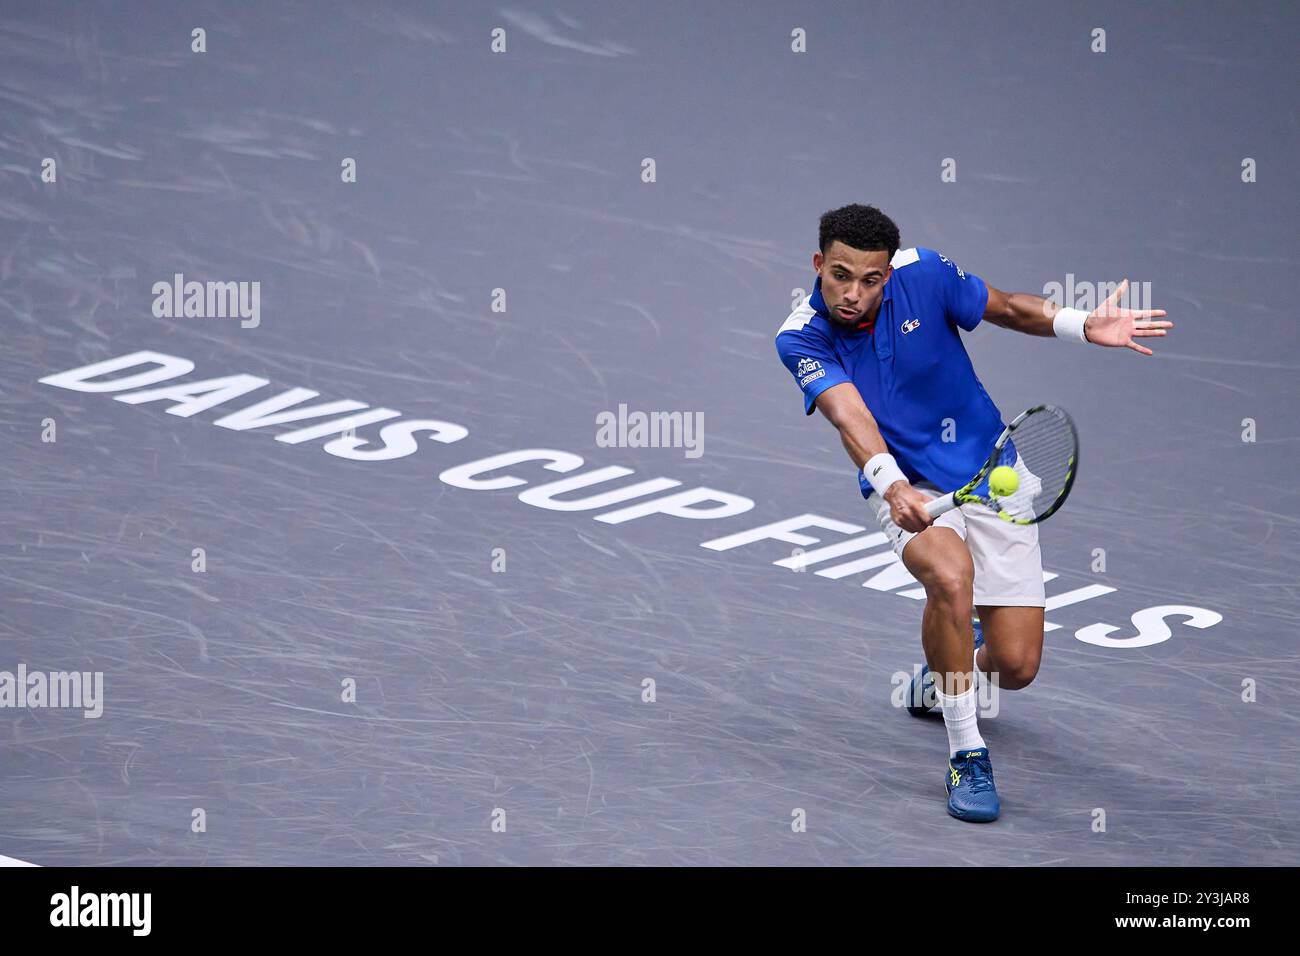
[775,204,1171,822]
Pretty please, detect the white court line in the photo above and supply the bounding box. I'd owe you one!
[0,854,38,867]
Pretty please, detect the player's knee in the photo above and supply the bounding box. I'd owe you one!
[994,650,1041,689]
[923,566,973,606]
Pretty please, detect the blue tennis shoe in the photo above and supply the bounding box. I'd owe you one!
[946,747,1000,822]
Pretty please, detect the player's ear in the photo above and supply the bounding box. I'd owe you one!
[812,250,823,271]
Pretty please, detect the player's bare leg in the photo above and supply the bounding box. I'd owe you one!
[974,605,1044,691]
[900,524,1000,821]
[903,527,977,696]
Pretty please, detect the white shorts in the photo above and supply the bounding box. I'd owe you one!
[867,480,1046,608]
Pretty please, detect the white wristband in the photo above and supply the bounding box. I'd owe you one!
[864,453,908,497]
[1053,307,1090,344]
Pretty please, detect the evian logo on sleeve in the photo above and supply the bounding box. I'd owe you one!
[795,356,825,387]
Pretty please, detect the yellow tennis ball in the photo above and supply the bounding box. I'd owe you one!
[989,465,1020,497]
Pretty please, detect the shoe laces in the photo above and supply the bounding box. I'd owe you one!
[957,753,995,794]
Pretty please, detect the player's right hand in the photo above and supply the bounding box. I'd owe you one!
[884,483,935,534]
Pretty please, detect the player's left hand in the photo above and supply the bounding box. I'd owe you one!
[1082,279,1173,356]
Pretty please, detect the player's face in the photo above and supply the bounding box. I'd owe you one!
[814,243,892,326]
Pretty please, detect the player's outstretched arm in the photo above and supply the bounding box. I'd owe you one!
[983,279,1173,355]
[813,382,888,469]
[814,383,934,533]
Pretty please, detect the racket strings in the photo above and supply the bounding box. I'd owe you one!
[995,409,1077,520]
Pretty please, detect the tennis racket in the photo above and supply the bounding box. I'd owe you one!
[923,404,1079,524]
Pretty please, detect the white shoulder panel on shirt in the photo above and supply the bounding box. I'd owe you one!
[777,298,817,335]
[891,247,920,268]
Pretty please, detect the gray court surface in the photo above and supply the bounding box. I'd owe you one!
[2,1,1297,866]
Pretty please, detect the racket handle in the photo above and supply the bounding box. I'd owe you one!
[924,491,957,519]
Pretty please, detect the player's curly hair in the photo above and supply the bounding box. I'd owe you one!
[818,204,901,259]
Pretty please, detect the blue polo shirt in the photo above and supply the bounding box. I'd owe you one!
[775,247,1006,500]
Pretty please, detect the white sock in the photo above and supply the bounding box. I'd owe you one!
[972,645,982,688]
[937,685,985,756]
